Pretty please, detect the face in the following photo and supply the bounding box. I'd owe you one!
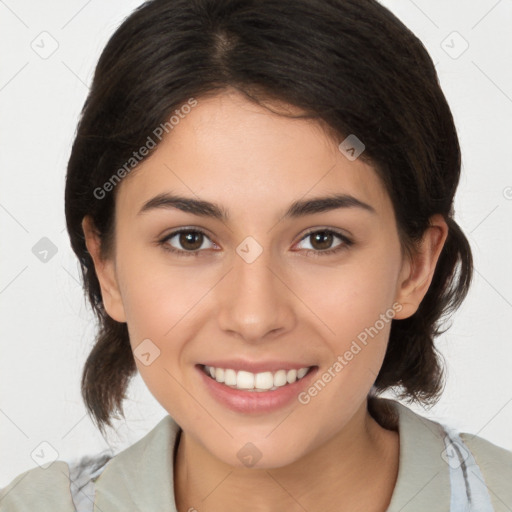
[84,88,446,469]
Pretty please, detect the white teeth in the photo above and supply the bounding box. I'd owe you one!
[254,371,274,390]
[237,370,255,389]
[203,365,312,391]
[274,369,287,387]
[286,369,297,383]
[224,368,237,386]
[215,367,225,383]
[297,367,309,379]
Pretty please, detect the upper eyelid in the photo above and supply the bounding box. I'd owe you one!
[299,227,352,240]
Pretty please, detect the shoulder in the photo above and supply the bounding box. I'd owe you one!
[0,461,74,511]
[0,453,112,512]
[460,431,512,468]
[452,431,512,511]
[460,432,512,497]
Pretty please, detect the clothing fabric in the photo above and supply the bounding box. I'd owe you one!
[1,398,511,511]
[442,426,495,511]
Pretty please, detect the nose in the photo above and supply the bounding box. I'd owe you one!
[216,242,296,343]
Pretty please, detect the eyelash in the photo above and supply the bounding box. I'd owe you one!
[157,228,354,258]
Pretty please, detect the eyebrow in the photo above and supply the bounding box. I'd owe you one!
[137,192,376,220]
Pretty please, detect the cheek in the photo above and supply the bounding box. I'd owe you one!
[288,247,402,402]
[117,259,210,415]
[290,257,400,422]
[294,254,400,338]
[117,249,210,339]
[115,253,217,393]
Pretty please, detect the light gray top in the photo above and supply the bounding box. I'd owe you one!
[1,398,511,511]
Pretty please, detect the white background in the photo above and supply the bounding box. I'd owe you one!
[1,0,511,487]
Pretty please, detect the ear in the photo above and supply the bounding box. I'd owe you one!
[82,215,127,323]
[393,214,449,320]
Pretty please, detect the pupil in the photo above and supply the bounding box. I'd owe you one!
[312,232,332,250]
[181,232,202,250]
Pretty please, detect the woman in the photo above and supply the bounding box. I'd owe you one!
[1,0,511,510]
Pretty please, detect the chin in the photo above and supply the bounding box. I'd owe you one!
[206,435,311,471]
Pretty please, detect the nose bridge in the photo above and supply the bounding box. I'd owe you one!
[216,237,294,341]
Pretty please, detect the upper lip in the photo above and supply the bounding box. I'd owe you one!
[198,359,316,374]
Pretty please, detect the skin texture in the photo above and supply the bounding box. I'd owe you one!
[83,88,448,511]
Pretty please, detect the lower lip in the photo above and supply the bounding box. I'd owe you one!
[196,364,319,414]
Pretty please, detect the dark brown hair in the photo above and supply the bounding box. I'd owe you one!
[65,0,473,434]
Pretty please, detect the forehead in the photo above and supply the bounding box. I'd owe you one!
[115,89,392,222]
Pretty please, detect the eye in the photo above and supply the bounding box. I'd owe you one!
[158,228,216,257]
[158,227,354,258]
[294,229,354,256]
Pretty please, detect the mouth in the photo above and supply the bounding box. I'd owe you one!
[199,364,316,392]
[195,362,319,414]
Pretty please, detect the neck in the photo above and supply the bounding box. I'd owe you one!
[174,398,399,512]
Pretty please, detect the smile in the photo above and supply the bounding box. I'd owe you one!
[201,364,314,392]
